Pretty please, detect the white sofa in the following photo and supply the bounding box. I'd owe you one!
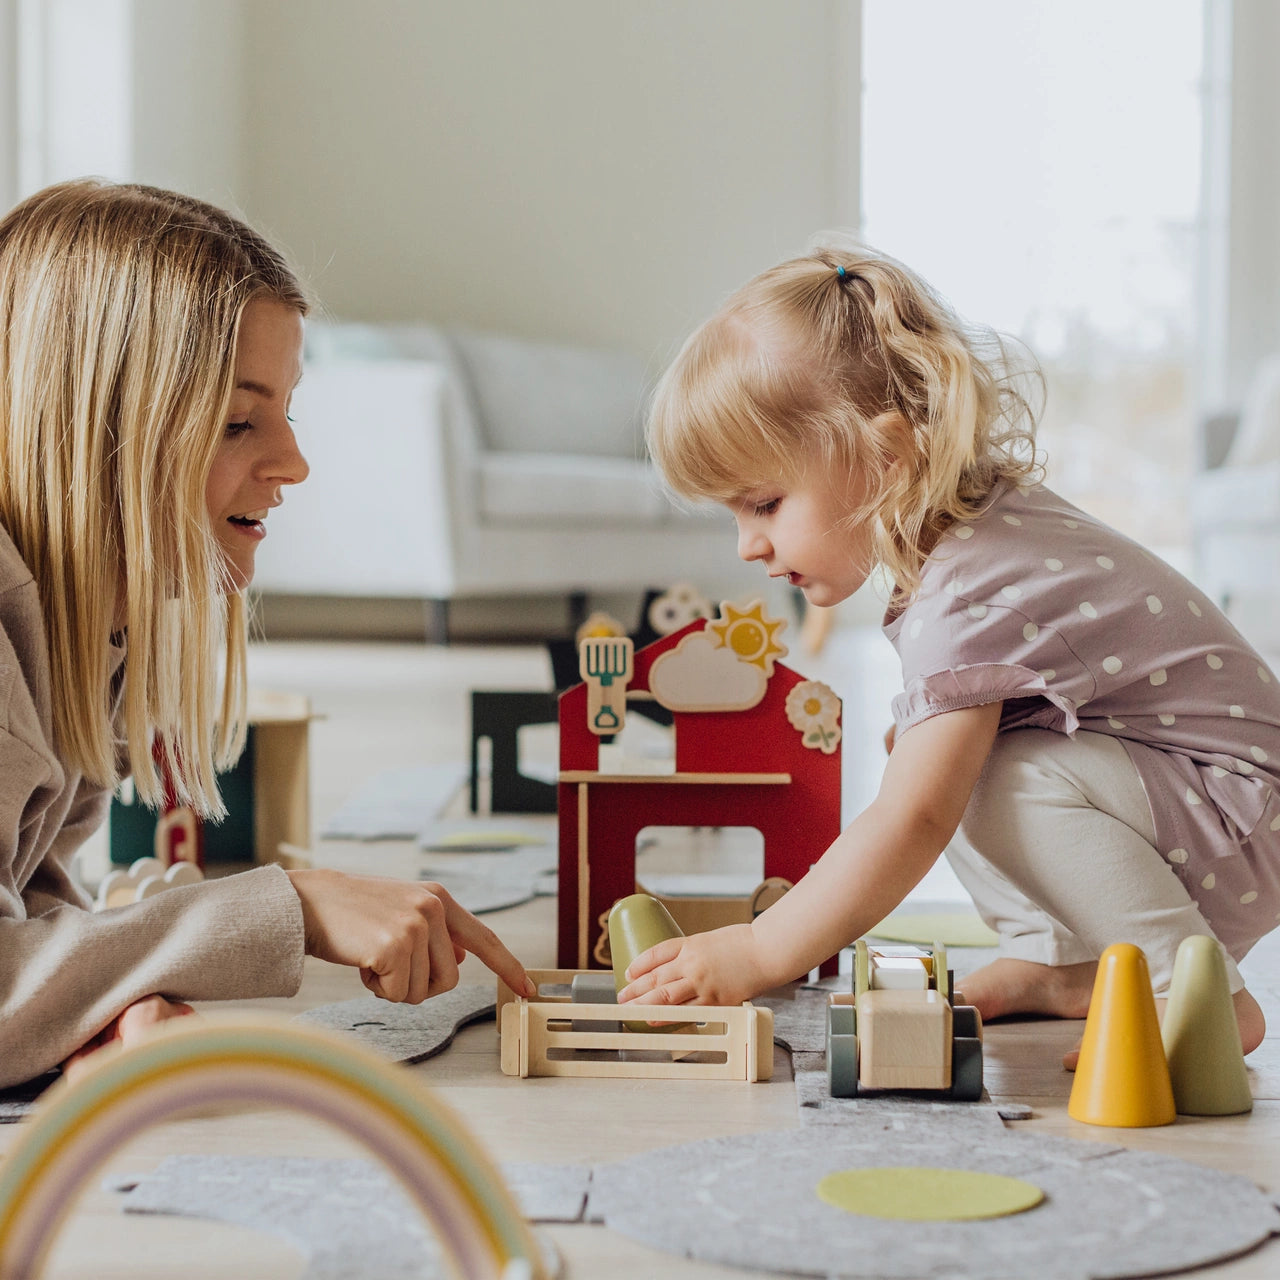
[250,324,765,640]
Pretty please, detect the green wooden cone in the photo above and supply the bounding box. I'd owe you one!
[1162,935,1252,1116]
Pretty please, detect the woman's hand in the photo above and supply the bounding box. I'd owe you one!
[62,995,196,1083]
[286,869,536,1002]
[615,923,772,1008]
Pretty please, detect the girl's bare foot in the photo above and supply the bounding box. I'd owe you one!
[1059,985,1264,1072]
[955,956,1097,1022]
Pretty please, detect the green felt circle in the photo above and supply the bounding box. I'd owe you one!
[816,1167,1044,1221]
[868,911,999,948]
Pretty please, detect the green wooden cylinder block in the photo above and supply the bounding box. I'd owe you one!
[609,893,689,1033]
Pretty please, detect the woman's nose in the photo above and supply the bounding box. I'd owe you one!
[267,421,309,486]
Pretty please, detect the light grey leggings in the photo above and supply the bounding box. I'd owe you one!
[946,728,1243,995]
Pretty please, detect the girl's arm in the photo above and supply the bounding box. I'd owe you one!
[618,700,1004,1007]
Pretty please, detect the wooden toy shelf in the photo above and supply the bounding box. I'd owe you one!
[497,970,775,1082]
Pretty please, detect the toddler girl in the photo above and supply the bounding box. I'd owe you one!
[619,240,1272,1059]
[0,180,533,1088]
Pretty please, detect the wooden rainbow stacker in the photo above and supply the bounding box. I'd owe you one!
[497,970,775,1082]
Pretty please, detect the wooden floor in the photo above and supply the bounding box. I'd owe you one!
[9,631,1279,1278]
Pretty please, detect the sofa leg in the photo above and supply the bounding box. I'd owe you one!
[424,598,450,646]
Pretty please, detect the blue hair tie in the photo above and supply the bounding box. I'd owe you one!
[836,266,848,279]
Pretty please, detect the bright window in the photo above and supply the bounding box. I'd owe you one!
[861,0,1204,565]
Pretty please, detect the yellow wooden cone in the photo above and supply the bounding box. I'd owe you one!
[1068,943,1175,1127]
[1162,935,1252,1116]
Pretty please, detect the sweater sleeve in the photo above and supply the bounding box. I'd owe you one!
[0,720,306,1086]
[0,866,306,1086]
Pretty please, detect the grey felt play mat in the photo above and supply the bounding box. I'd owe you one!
[292,984,495,1063]
[587,1125,1280,1279]
[112,1127,1279,1280]
[111,1155,569,1280]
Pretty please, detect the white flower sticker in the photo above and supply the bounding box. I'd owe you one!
[784,680,842,754]
[1147,596,1163,614]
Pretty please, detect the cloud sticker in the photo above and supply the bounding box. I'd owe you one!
[648,631,768,712]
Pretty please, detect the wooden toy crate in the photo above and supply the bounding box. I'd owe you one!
[496,969,774,1081]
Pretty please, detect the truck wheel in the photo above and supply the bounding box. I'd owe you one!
[827,1003,859,1098]
[952,1004,981,1039]
[950,1036,983,1101]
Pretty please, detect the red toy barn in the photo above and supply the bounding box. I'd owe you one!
[557,616,842,976]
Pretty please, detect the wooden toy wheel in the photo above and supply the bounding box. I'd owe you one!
[854,938,870,999]
[952,1004,981,1039]
[950,1036,984,1101]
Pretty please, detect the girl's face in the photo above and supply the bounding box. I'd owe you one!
[206,299,308,592]
[731,462,874,608]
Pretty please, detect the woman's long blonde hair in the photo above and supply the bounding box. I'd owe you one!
[0,179,308,816]
[647,237,1043,597]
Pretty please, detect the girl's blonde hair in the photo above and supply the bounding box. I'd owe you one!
[0,179,308,816]
[647,237,1043,597]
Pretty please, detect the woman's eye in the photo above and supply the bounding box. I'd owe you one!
[226,420,251,437]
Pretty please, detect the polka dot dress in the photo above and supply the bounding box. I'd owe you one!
[884,482,1280,961]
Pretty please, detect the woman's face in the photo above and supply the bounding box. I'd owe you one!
[206,299,308,592]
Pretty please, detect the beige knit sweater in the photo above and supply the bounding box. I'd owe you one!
[0,528,305,1087]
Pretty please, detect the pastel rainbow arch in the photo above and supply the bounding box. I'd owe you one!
[0,1015,547,1279]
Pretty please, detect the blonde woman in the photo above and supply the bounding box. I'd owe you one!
[619,241,1272,1064]
[0,180,534,1088]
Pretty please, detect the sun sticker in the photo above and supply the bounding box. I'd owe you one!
[707,600,788,676]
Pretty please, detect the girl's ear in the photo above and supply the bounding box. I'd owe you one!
[866,410,916,473]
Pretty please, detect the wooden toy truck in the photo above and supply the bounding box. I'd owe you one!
[827,940,983,1100]
[497,970,774,1082]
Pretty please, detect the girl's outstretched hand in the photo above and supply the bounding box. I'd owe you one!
[286,869,536,1003]
[616,923,771,1008]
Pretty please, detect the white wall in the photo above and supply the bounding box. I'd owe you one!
[238,0,860,360]
[131,0,245,207]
